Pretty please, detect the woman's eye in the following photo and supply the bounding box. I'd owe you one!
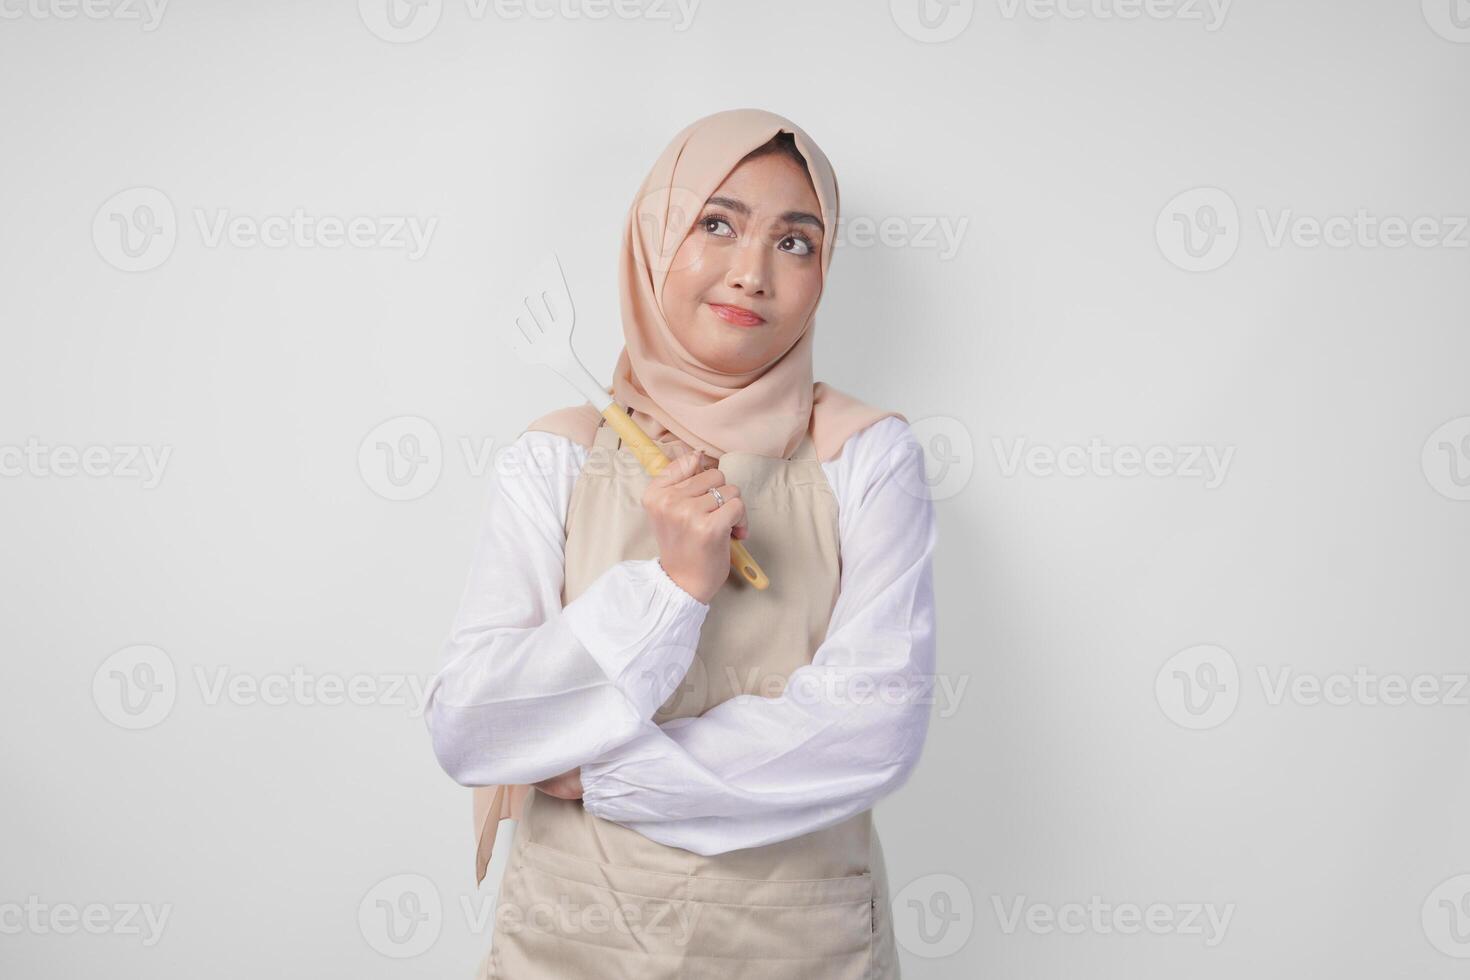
[701,216,736,238]
[779,234,813,256]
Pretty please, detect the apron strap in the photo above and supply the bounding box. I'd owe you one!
[788,430,818,462]
[593,409,628,451]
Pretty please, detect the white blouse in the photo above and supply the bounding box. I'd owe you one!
[423,414,937,857]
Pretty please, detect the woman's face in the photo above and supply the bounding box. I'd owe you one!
[659,151,826,375]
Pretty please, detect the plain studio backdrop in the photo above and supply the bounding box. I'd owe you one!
[2,1,1468,977]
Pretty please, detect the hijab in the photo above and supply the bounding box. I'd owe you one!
[523,106,905,461]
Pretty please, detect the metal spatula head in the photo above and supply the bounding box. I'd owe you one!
[501,252,612,410]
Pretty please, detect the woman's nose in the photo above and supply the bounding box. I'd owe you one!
[724,240,769,296]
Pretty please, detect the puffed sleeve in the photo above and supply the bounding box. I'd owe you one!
[577,417,938,855]
[423,429,712,787]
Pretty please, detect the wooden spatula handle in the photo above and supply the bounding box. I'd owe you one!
[601,404,770,591]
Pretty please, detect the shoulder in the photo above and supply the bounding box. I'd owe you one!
[522,403,603,450]
[820,415,925,516]
[491,419,592,527]
[831,415,915,461]
[822,415,919,480]
[495,403,600,503]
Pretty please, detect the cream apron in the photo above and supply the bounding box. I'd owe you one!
[478,412,899,979]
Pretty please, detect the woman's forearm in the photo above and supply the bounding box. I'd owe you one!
[424,557,708,785]
[422,430,709,786]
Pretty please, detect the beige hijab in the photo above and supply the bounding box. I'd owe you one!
[523,106,904,460]
[474,109,904,871]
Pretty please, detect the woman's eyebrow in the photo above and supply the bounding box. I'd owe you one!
[705,195,825,233]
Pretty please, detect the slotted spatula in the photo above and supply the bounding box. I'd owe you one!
[502,252,769,590]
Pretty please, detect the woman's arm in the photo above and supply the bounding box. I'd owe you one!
[577,417,938,855]
[423,430,711,787]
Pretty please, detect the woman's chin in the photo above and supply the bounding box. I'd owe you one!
[690,339,772,375]
[668,309,765,370]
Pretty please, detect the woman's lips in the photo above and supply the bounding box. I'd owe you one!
[708,302,766,327]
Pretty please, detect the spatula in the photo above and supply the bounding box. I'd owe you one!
[502,251,769,590]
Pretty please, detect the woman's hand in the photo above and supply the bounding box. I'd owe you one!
[533,767,584,800]
[642,448,747,605]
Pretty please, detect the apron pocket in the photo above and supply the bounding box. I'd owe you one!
[491,838,875,980]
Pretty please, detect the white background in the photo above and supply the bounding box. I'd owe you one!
[2,0,1468,976]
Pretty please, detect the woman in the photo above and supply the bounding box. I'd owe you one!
[424,107,937,979]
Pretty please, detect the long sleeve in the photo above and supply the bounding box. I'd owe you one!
[577,416,937,855]
[423,429,711,787]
